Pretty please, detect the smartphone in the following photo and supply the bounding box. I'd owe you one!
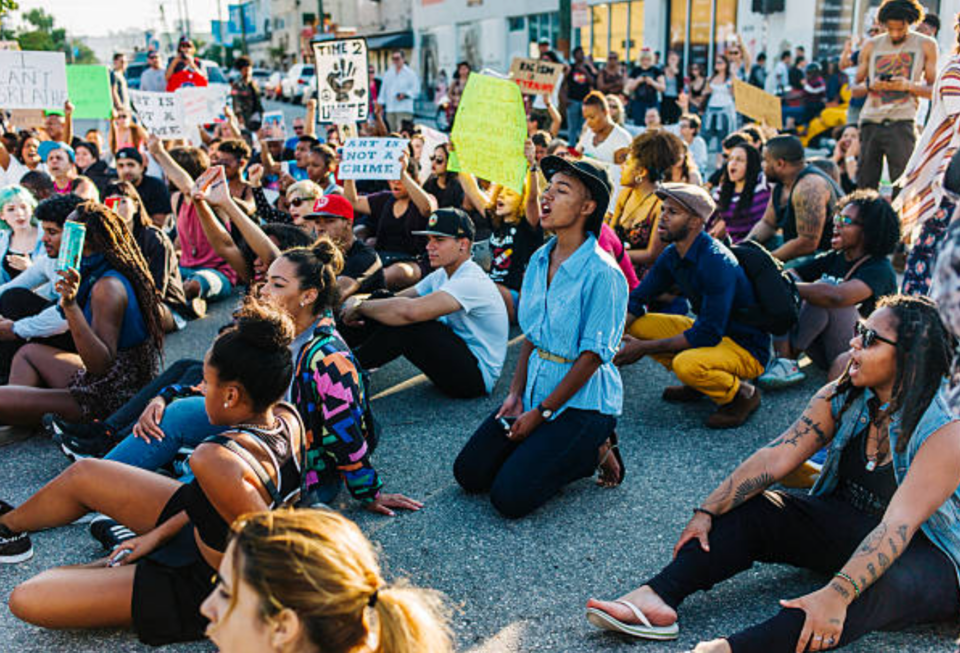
[498,416,518,432]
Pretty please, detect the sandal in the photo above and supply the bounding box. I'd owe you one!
[596,431,625,487]
[586,599,679,640]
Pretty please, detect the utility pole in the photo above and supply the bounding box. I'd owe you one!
[558,0,571,59]
[239,2,249,54]
[317,0,325,34]
[216,0,224,62]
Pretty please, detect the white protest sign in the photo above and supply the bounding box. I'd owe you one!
[418,126,449,183]
[0,51,68,110]
[339,138,408,180]
[261,110,286,141]
[129,90,188,139]
[177,85,230,126]
[312,37,370,123]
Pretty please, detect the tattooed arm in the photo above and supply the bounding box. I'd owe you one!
[771,175,830,262]
[744,191,778,244]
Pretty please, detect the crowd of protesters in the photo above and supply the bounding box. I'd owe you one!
[1,1,960,652]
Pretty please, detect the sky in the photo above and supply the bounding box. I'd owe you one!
[8,0,220,38]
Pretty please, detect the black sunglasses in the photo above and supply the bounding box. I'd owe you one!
[855,322,897,348]
[289,197,311,207]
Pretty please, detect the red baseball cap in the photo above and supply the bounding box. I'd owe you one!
[305,194,354,222]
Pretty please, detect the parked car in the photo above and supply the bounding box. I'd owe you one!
[262,71,283,100]
[126,62,148,90]
[281,64,315,103]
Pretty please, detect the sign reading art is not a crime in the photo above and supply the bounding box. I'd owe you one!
[312,37,370,123]
[0,51,68,110]
[339,138,409,180]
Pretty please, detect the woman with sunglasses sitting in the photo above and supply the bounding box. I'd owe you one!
[760,190,899,389]
[587,293,960,653]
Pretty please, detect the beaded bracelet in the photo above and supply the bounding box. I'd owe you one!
[692,507,717,519]
[834,571,861,599]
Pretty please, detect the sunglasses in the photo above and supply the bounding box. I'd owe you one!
[855,322,897,348]
[834,215,862,227]
[289,197,311,207]
[431,156,445,164]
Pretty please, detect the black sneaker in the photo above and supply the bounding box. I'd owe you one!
[0,520,33,564]
[45,415,117,462]
[90,516,136,551]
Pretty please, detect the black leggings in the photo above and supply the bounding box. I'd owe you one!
[353,320,487,399]
[646,490,960,653]
[0,288,75,381]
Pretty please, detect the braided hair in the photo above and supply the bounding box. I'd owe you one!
[834,294,954,452]
[70,200,165,352]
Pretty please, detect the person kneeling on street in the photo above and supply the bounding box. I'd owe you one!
[341,208,508,399]
[615,183,770,429]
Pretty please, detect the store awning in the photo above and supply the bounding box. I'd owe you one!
[364,31,414,51]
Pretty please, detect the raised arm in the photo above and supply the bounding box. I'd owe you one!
[343,179,372,215]
[304,99,317,138]
[63,101,75,146]
[147,134,195,196]
[203,171,282,271]
[545,96,562,138]
[400,154,437,216]
[191,196,252,283]
[524,142,541,229]
[457,170,491,213]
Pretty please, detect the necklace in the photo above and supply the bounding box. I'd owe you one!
[865,401,891,472]
[235,417,283,436]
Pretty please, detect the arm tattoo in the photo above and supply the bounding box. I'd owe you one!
[854,523,888,557]
[849,521,912,594]
[731,473,774,508]
[793,178,829,241]
[829,582,850,600]
[767,415,828,449]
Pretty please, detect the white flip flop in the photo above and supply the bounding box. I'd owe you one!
[586,599,680,640]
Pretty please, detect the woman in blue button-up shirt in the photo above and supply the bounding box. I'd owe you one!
[454,156,629,519]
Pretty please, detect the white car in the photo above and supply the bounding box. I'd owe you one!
[281,64,315,103]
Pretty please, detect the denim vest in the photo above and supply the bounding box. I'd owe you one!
[811,383,960,583]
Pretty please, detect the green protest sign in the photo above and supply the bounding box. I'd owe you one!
[66,65,113,119]
[450,73,527,192]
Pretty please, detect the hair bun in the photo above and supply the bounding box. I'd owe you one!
[310,236,345,276]
[234,297,295,351]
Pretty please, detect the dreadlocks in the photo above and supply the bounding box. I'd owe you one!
[835,294,954,452]
[71,200,165,352]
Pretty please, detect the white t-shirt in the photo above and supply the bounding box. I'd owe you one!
[415,259,508,392]
[0,156,30,186]
[578,123,634,213]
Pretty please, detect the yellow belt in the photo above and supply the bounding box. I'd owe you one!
[537,348,575,364]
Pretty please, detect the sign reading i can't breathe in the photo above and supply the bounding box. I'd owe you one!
[339,138,409,180]
[0,51,68,110]
[312,37,370,123]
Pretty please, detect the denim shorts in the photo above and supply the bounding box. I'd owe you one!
[179,266,233,302]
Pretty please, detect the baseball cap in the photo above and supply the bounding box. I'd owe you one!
[413,208,475,241]
[655,182,717,222]
[38,140,75,163]
[304,194,354,222]
[116,147,144,166]
[540,155,612,235]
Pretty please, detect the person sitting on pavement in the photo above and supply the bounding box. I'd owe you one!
[74,141,117,197]
[40,141,98,199]
[114,146,172,228]
[587,295,960,653]
[745,134,841,266]
[0,185,44,285]
[341,208,508,399]
[202,510,453,653]
[1,299,305,648]
[423,143,466,209]
[210,138,255,214]
[454,156,628,518]
[345,154,437,290]
[615,183,770,430]
[709,143,770,244]
[760,189,900,388]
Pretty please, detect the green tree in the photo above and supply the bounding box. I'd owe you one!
[0,0,19,17]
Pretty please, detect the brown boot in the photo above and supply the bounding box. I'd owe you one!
[706,384,761,429]
[661,385,703,403]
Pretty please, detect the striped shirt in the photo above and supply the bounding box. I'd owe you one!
[712,177,772,244]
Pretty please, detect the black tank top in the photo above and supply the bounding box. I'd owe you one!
[772,165,840,253]
[835,426,897,519]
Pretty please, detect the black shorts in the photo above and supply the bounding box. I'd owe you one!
[131,487,217,646]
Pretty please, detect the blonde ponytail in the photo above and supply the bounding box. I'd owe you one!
[373,584,453,653]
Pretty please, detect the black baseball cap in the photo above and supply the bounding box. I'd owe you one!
[413,208,475,241]
[540,155,612,235]
[116,147,144,166]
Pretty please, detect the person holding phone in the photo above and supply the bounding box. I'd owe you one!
[165,37,203,84]
[454,156,628,518]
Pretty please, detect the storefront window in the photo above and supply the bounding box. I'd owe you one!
[669,0,738,74]
[610,2,629,61]
[628,0,644,64]
[590,4,610,60]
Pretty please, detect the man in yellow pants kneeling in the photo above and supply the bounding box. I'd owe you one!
[614,184,770,429]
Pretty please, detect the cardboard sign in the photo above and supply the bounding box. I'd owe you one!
[451,73,528,193]
[66,65,113,119]
[339,138,408,180]
[0,51,68,110]
[312,37,370,123]
[178,85,229,125]
[8,109,44,130]
[261,110,287,141]
[418,125,449,183]
[509,57,565,96]
[129,90,188,139]
[733,78,783,130]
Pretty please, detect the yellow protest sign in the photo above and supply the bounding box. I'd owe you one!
[733,79,783,130]
[450,73,528,193]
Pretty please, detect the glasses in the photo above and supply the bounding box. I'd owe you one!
[289,197,311,207]
[431,156,445,164]
[728,50,740,56]
[834,215,862,227]
[855,322,898,348]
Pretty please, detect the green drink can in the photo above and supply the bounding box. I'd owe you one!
[57,220,86,273]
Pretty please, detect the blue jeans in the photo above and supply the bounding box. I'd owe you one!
[105,396,228,473]
[180,266,233,302]
[454,408,616,518]
[566,100,584,144]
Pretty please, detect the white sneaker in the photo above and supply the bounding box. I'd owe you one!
[758,358,806,389]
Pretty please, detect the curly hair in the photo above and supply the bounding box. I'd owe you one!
[629,130,684,183]
[877,0,924,24]
[836,189,900,257]
[218,138,252,162]
[834,294,954,453]
[70,200,165,352]
[717,144,763,224]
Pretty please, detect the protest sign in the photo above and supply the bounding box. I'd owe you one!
[509,57,565,96]
[129,90,188,139]
[261,110,287,141]
[178,85,230,125]
[451,73,528,193]
[8,109,44,130]
[0,41,19,51]
[733,79,783,130]
[0,51,68,110]
[312,37,370,123]
[571,2,590,29]
[339,138,408,180]
[66,65,113,119]
[418,125,449,183]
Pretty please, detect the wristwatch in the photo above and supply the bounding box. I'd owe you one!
[536,403,554,420]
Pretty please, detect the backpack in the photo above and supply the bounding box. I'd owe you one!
[730,240,801,336]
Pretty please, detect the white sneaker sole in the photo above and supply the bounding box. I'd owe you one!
[0,548,34,564]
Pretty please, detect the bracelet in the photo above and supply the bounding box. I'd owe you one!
[692,507,716,519]
[834,571,861,599]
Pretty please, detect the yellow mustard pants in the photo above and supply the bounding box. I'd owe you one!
[628,313,765,405]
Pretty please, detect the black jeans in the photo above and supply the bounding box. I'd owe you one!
[354,320,487,399]
[106,359,204,434]
[646,490,960,653]
[454,408,616,518]
[858,120,916,192]
[0,287,75,382]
